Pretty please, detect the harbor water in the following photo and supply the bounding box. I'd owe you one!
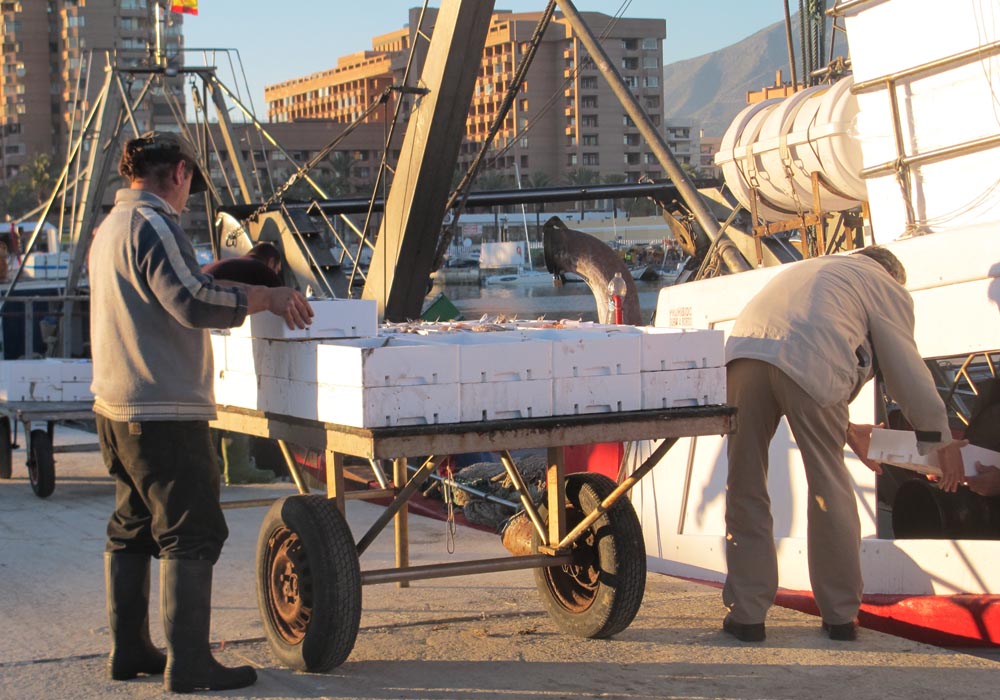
[432,279,666,324]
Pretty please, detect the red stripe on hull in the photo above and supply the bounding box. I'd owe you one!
[776,589,1000,647]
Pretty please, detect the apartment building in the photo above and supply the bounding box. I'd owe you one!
[0,0,184,182]
[264,8,667,186]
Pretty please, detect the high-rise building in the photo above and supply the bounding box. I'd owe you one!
[0,0,184,182]
[264,9,667,185]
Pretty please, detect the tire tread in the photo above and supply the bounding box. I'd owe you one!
[256,495,361,672]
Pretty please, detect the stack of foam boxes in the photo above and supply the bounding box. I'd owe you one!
[0,358,93,402]
[22,252,70,280]
[211,302,726,429]
[402,325,726,420]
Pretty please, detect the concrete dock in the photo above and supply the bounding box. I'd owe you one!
[0,425,996,699]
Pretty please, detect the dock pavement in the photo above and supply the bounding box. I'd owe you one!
[0,425,996,700]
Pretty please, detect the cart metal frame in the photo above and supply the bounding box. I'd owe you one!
[0,400,97,498]
[211,403,735,670]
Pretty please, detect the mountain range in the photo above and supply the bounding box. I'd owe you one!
[663,13,841,137]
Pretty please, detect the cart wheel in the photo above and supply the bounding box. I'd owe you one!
[256,495,361,672]
[27,429,55,498]
[532,472,646,638]
[0,417,11,479]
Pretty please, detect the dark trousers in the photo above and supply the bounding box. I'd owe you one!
[98,416,229,562]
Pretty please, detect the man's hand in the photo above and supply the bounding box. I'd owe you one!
[267,287,313,329]
[846,421,883,474]
[967,461,1000,497]
[934,440,967,493]
[246,286,314,329]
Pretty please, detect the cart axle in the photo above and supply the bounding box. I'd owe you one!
[360,553,574,586]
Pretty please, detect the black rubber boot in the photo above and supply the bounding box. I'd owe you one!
[105,552,167,680]
[161,559,257,693]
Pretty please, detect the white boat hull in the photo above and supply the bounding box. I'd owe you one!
[636,225,1000,596]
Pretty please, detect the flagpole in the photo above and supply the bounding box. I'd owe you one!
[155,2,164,67]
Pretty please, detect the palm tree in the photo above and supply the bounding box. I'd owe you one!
[522,171,552,190]
[0,153,56,217]
[564,168,600,217]
[472,170,512,192]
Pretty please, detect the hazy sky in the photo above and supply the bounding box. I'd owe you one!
[181,1,786,115]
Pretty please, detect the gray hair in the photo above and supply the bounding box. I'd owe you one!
[853,245,906,285]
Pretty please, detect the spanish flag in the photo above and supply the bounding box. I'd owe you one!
[170,0,198,15]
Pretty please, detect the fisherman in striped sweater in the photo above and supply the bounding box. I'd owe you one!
[89,131,312,693]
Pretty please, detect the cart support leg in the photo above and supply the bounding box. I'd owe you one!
[546,447,566,545]
[499,450,548,545]
[356,455,445,557]
[553,437,676,552]
[393,457,409,588]
[326,449,346,514]
[277,439,310,496]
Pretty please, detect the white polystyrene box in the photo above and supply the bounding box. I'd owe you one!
[215,370,461,427]
[55,359,93,383]
[641,367,727,409]
[229,299,377,340]
[61,382,94,402]
[316,383,460,428]
[0,360,53,384]
[529,329,641,378]
[553,374,642,415]
[0,381,62,401]
[213,369,262,410]
[216,371,300,416]
[868,428,984,477]
[49,252,69,279]
[256,375,310,418]
[221,336,318,381]
[459,379,553,422]
[22,253,47,280]
[639,327,725,372]
[415,332,552,383]
[314,337,459,387]
[209,332,228,372]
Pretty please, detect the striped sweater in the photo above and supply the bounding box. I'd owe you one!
[88,189,248,421]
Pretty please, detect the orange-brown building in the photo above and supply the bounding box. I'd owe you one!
[0,0,184,182]
[265,8,667,186]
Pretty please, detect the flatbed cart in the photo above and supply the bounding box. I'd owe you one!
[0,400,98,498]
[212,403,736,673]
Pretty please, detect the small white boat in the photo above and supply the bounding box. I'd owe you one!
[655,256,691,284]
[482,269,557,286]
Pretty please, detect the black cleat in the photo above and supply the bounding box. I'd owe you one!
[723,614,766,642]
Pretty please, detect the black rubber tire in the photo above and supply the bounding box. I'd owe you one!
[532,472,646,638]
[27,429,55,498]
[0,417,11,479]
[256,495,361,672]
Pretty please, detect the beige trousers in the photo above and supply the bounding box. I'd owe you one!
[723,359,862,625]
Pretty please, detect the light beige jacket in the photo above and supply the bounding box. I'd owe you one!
[725,254,951,452]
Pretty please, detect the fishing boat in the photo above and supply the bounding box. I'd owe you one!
[482,268,559,286]
[626,0,1000,647]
